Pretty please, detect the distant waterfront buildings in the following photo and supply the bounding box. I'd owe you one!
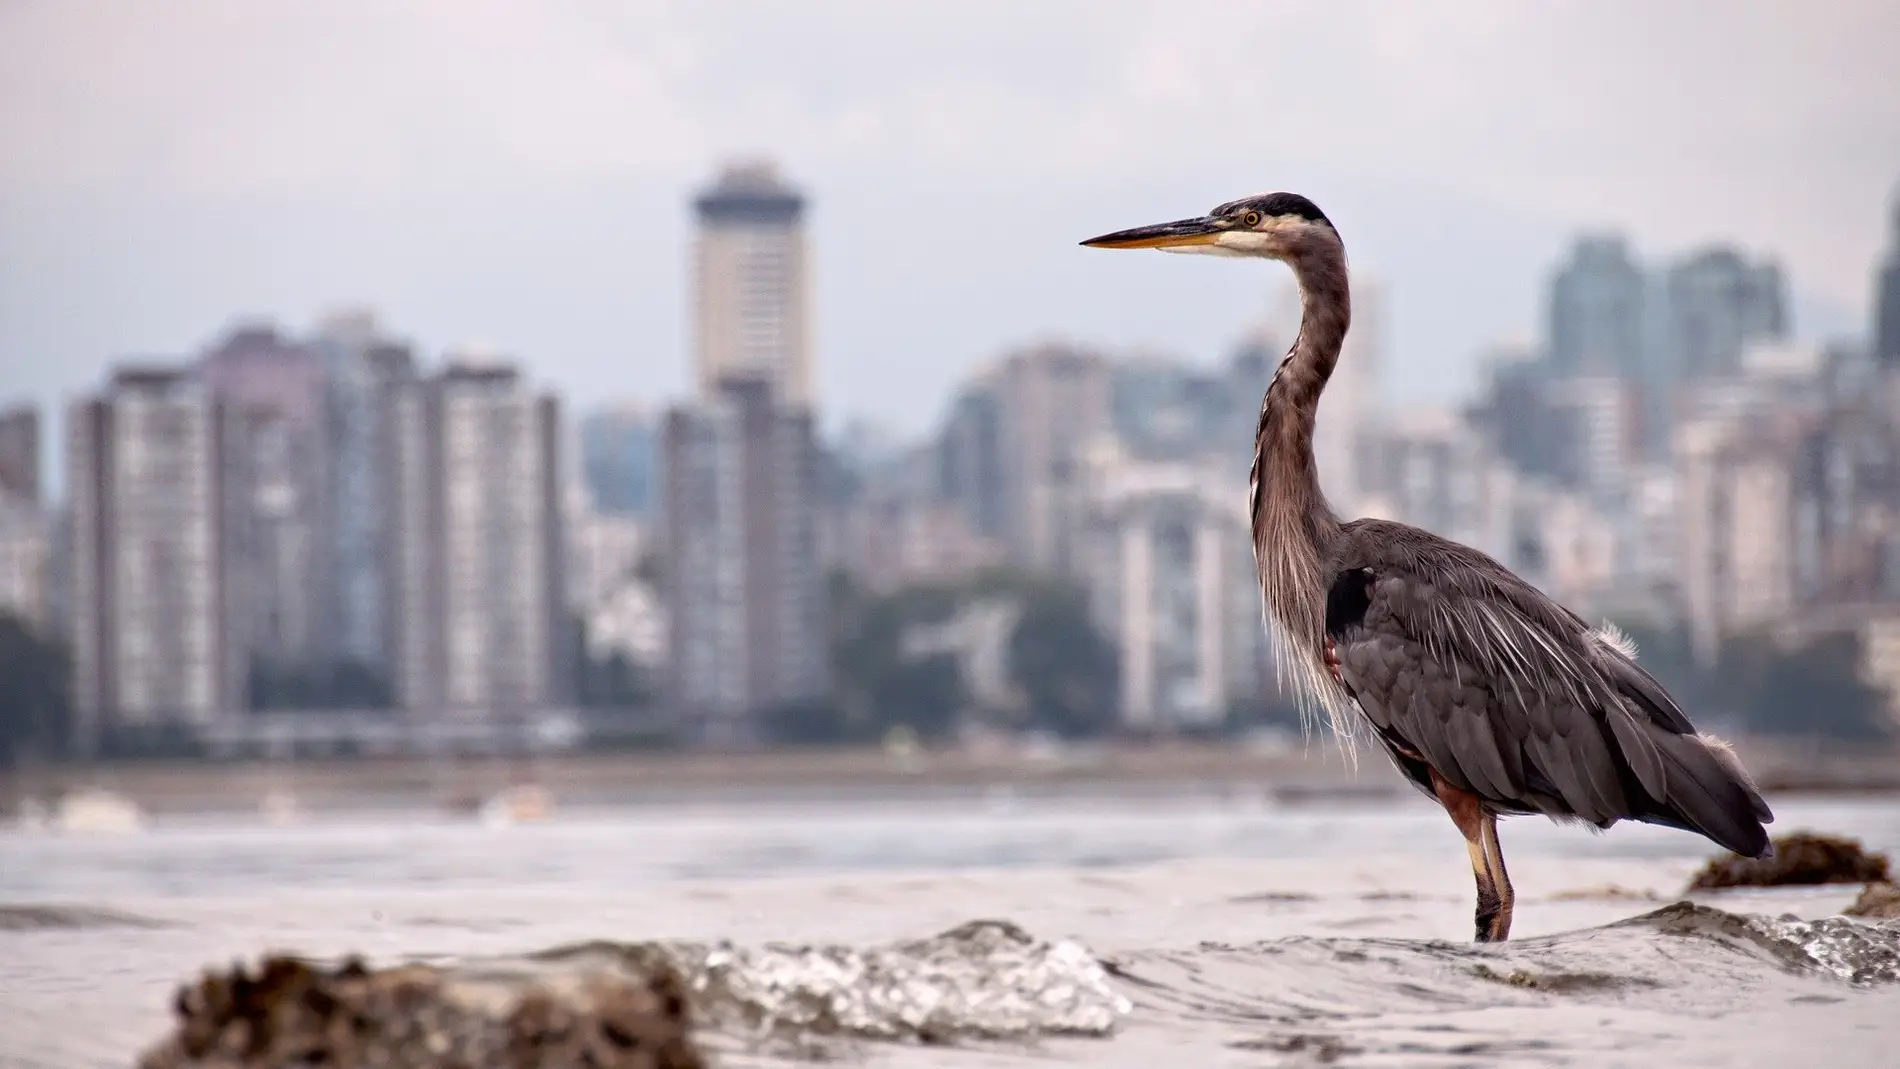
[27,170,1900,751]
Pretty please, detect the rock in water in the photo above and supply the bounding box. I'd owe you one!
[138,953,704,1069]
[1846,882,1900,921]
[1687,831,1891,891]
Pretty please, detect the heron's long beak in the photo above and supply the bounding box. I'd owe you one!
[1080,216,1225,250]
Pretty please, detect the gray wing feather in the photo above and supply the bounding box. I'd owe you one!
[1329,519,1772,855]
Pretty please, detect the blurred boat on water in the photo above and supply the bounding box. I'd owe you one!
[478,782,556,828]
[259,788,302,826]
[52,787,144,835]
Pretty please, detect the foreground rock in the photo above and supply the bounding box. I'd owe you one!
[1846,882,1900,921]
[138,954,703,1069]
[1687,831,1891,891]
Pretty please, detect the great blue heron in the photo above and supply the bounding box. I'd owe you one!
[1082,193,1773,942]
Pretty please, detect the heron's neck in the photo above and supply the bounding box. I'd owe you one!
[1250,242,1350,645]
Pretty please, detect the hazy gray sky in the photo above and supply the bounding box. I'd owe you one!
[2,1,1896,441]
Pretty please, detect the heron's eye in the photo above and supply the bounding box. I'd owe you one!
[1242,211,1263,228]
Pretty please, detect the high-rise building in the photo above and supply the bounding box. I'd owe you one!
[0,500,49,632]
[311,311,417,679]
[0,405,40,505]
[1548,236,1647,379]
[662,376,828,739]
[1545,375,1641,504]
[199,324,329,670]
[388,358,566,720]
[1675,415,1802,665]
[1875,186,1900,372]
[0,404,47,631]
[987,345,1115,578]
[1663,247,1787,382]
[1465,344,1566,481]
[935,383,1008,541]
[578,405,657,516]
[68,367,244,748]
[692,163,811,405]
[1790,391,1900,607]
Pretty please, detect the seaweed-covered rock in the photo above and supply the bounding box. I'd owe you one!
[1687,831,1891,891]
[138,953,703,1069]
[1845,882,1900,921]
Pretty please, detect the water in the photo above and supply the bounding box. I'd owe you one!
[4,789,1900,1067]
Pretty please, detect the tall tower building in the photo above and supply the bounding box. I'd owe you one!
[692,163,812,406]
[1663,247,1787,381]
[68,367,244,749]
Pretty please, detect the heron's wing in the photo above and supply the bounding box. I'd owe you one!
[1328,519,1772,856]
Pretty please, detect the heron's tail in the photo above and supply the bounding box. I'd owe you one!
[1642,730,1774,858]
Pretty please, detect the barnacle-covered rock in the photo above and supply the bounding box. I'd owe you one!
[1687,831,1890,891]
[137,952,703,1069]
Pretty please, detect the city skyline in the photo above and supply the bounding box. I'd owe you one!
[4,161,1898,746]
[3,2,1896,454]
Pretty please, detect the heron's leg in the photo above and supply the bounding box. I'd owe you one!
[1430,770,1508,943]
[1477,812,1514,942]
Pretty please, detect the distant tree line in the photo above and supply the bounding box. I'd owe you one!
[0,612,69,765]
[247,657,393,710]
[761,569,1121,746]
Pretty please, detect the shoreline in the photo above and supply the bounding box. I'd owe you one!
[5,737,1899,817]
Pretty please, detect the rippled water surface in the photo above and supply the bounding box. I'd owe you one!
[6,790,1900,1067]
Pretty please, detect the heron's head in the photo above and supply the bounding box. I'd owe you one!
[1081,191,1337,261]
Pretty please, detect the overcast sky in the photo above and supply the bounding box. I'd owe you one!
[2,1,1896,447]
